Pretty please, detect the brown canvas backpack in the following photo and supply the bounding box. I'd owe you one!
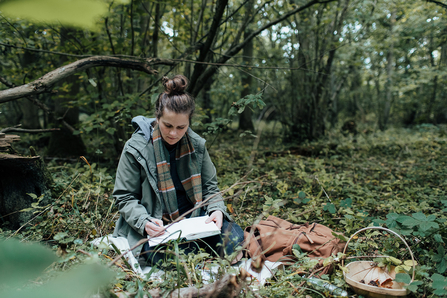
[244,215,346,272]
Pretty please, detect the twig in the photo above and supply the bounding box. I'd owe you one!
[314,176,332,203]
[77,249,92,257]
[101,253,135,273]
[8,205,52,239]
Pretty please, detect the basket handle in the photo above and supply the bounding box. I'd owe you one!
[341,226,415,283]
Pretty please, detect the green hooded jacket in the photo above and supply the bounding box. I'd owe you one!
[112,116,230,256]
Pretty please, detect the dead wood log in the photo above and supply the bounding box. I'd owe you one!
[0,56,175,103]
[116,271,251,298]
[0,151,53,229]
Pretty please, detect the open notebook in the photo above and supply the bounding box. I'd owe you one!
[148,215,221,247]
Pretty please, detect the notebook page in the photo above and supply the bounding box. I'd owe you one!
[148,216,220,246]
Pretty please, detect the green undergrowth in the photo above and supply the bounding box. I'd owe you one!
[1,124,447,297]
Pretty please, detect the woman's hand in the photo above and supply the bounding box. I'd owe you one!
[145,218,165,237]
[205,210,223,229]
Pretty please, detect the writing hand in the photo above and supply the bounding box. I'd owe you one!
[145,218,165,237]
[205,210,223,229]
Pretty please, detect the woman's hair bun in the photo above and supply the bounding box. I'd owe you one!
[163,75,188,95]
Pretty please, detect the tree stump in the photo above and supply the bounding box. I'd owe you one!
[0,132,20,152]
[0,152,53,230]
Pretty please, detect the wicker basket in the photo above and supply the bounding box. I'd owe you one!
[342,227,416,298]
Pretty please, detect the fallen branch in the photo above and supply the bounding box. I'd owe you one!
[115,271,249,298]
[0,56,175,103]
[0,75,51,113]
[0,127,60,133]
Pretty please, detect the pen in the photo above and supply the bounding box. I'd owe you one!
[149,219,160,227]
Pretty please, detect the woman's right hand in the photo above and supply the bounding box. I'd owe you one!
[145,218,165,237]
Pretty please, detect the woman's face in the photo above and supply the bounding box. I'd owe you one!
[157,109,189,145]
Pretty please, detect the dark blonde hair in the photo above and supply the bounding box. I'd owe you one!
[155,75,195,121]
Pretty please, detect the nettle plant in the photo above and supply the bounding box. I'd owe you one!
[374,211,447,295]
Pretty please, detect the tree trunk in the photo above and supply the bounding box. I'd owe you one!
[18,50,41,129]
[379,10,395,131]
[47,28,86,157]
[0,152,52,229]
[202,76,214,124]
[153,2,160,58]
[238,0,255,131]
[436,31,447,123]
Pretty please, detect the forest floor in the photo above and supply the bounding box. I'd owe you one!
[1,124,446,297]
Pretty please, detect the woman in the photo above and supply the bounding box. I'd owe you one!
[112,75,244,266]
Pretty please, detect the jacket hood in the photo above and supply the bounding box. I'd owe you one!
[131,116,156,142]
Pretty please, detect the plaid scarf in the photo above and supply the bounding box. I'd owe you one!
[152,123,202,221]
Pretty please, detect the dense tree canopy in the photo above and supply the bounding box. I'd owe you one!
[1,0,446,158]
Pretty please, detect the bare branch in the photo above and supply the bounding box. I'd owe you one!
[189,0,229,91]
[0,41,91,58]
[190,0,337,96]
[426,0,447,9]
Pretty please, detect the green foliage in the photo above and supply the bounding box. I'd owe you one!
[16,158,115,243]
[0,0,112,30]
[200,93,265,138]
[210,126,447,296]
[433,246,447,274]
[0,239,114,298]
[2,116,447,296]
[432,273,447,296]
[228,94,266,117]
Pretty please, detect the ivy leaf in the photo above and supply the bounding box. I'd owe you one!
[401,217,419,227]
[395,273,411,284]
[293,197,301,205]
[332,231,348,242]
[432,246,445,262]
[434,234,444,243]
[406,281,423,293]
[324,203,336,214]
[340,198,352,208]
[385,213,404,228]
[437,258,447,274]
[106,127,116,135]
[432,273,447,295]
[54,232,68,241]
[411,212,427,221]
[387,213,401,221]
[432,245,447,273]
[294,192,307,205]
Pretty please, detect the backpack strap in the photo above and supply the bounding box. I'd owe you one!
[244,225,267,272]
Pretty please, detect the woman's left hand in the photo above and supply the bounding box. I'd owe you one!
[205,210,223,229]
